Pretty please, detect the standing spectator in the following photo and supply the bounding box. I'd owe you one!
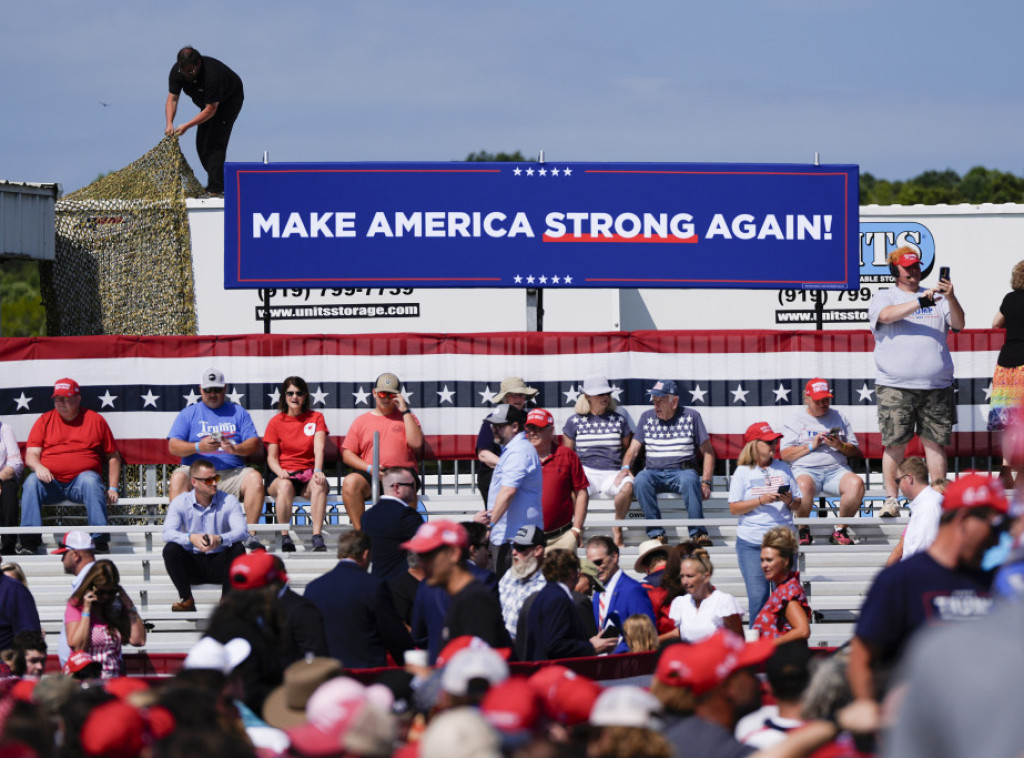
[868,247,964,516]
[0,569,40,651]
[341,372,423,530]
[361,467,426,581]
[20,378,121,555]
[739,641,813,749]
[162,458,248,612]
[1,561,27,586]
[524,408,589,550]
[10,630,47,678]
[620,379,715,545]
[562,376,634,547]
[586,535,655,653]
[272,556,329,666]
[663,545,744,643]
[885,457,942,565]
[52,530,96,666]
[752,527,811,646]
[475,404,542,578]
[846,473,1006,732]
[165,46,244,197]
[0,420,24,556]
[65,560,146,678]
[635,539,674,635]
[729,422,801,621]
[167,367,264,549]
[264,376,329,553]
[779,378,864,546]
[498,525,547,642]
[476,377,538,504]
[989,259,1024,487]
[303,531,413,668]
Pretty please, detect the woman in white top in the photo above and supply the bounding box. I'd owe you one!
[0,421,24,555]
[729,422,801,622]
[662,545,744,642]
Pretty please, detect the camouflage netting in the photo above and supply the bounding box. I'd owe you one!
[44,137,205,335]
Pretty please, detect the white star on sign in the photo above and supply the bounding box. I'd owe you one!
[563,384,581,405]
[311,385,329,406]
[551,168,560,176]
[563,167,573,176]
[856,382,874,403]
[227,389,245,405]
[773,384,791,403]
[98,390,117,409]
[514,167,522,176]
[538,168,547,176]
[526,168,535,176]
[437,385,455,404]
[551,276,560,284]
[399,389,413,404]
[984,382,993,401]
[689,384,707,404]
[479,385,497,405]
[514,275,523,284]
[539,275,547,284]
[267,388,280,407]
[13,392,31,411]
[353,386,370,406]
[141,389,160,408]
[731,384,749,404]
[564,275,573,284]
[526,275,535,284]
[610,384,623,402]
[184,389,201,406]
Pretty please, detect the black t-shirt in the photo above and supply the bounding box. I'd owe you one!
[444,579,513,651]
[998,290,1024,367]
[169,56,243,111]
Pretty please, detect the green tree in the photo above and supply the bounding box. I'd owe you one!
[861,166,1024,205]
[464,150,536,162]
[0,259,46,336]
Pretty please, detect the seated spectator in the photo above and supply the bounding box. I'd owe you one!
[10,629,47,678]
[65,559,146,678]
[341,372,423,530]
[361,467,425,581]
[752,527,811,645]
[162,458,248,612]
[524,408,589,550]
[563,376,635,546]
[167,368,265,549]
[476,377,538,504]
[264,376,329,553]
[885,456,942,565]
[620,379,715,545]
[20,378,121,555]
[0,419,24,556]
[663,544,744,643]
[780,378,865,546]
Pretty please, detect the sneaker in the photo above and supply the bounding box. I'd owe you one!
[693,534,714,548]
[15,545,36,557]
[311,534,326,553]
[171,597,196,612]
[830,528,854,546]
[245,535,265,551]
[799,526,813,546]
[879,496,902,518]
[281,534,296,553]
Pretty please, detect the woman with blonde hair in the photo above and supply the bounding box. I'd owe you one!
[622,613,659,652]
[990,259,1024,486]
[661,543,743,642]
[729,422,801,621]
[753,526,811,645]
[65,559,146,678]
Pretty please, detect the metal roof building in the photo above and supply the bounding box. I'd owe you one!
[0,180,61,260]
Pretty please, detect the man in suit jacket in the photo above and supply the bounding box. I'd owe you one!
[523,549,616,661]
[361,467,425,581]
[586,535,656,654]
[303,530,414,668]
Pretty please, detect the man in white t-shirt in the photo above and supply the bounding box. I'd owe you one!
[780,378,865,546]
[885,457,943,565]
[868,247,964,517]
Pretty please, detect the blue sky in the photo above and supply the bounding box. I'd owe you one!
[4,0,1024,193]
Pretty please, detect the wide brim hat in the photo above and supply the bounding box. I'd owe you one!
[494,377,539,403]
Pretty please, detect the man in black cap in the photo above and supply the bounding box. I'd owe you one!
[498,525,547,643]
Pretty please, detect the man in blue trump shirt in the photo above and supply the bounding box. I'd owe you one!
[162,458,247,612]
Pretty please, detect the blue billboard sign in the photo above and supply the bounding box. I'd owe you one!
[224,161,859,290]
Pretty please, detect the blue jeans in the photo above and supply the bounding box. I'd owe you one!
[633,467,707,539]
[737,537,769,626]
[20,471,109,548]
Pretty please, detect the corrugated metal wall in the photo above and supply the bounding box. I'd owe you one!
[0,181,60,260]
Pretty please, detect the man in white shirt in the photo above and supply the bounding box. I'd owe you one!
[885,457,943,565]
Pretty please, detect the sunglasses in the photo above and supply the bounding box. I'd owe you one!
[286,390,306,397]
[202,387,225,394]
[192,475,221,485]
[375,391,396,399]
[390,481,416,489]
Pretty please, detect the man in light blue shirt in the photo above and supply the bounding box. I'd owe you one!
[477,404,542,579]
[162,458,247,612]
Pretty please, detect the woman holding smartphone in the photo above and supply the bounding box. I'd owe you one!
[729,422,801,622]
[65,560,146,678]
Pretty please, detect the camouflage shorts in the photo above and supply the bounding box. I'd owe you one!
[876,384,956,447]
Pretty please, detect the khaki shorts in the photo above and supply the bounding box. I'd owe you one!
[173,465,256,499]
[876,384,956,447]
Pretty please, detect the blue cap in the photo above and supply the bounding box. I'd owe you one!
[647,379,678,397]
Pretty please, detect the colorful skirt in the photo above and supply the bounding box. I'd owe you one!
[988,364,1024,431]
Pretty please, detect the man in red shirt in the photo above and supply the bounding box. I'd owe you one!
[19,379,121,555]
[523,408,589,551]
[341,372,424,530]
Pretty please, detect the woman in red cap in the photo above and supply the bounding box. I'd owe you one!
[728,422,801,622]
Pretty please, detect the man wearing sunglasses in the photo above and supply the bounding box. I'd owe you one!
[846,472,1006,733]
[167,367,264,549]
[360,467,425,582]
[341,372,423,530]
[161,458,248,612]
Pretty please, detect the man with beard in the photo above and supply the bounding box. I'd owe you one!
[498,525,547,642]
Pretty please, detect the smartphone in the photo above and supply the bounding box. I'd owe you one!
[939,266,950,281]
[778,484,791,495]
[828,426,841,436]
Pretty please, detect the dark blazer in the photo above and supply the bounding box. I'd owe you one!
[361,496,425,582]
[523,582,594,661]
[280,586,329,665]
[304,560,414,669]
[591,571,656,654]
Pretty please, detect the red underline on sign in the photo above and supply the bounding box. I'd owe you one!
[541,235,699,243]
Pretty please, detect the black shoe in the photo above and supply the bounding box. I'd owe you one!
[94,541,110,554]
[281,535,296,553]
[15,545,37,557]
